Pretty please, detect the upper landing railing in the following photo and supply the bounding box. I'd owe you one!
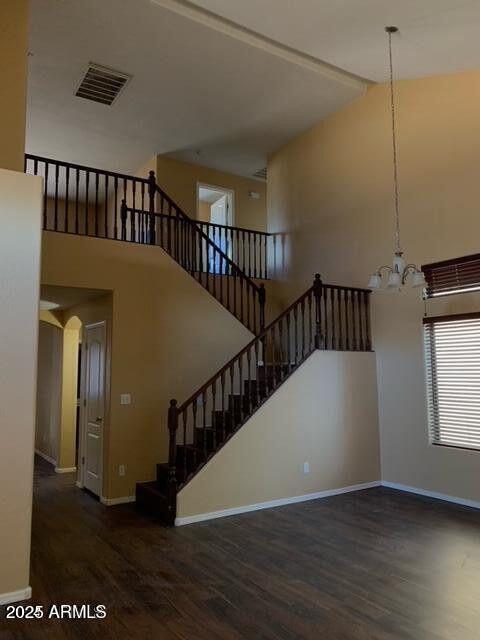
[25,154,268,334]
[24,154,271,281]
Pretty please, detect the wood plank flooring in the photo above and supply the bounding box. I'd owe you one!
[1,456,480,639]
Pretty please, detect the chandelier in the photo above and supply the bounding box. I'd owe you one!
[368,27,425,291]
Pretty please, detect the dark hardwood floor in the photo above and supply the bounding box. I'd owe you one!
[1,457,480,639]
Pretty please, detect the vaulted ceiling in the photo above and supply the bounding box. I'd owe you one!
[27,0,480,178]
[187,0,480,82]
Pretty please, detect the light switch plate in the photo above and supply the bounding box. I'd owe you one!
[120,393,131,405]
[303,462,310,474]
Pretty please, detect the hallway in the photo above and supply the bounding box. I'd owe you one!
[1,458,480,639]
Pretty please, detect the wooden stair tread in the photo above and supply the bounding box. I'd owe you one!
[153,276,372,526]
[136,480,173,526]
[136,480,168,499]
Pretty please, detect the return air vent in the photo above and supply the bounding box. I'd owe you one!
[75,63,131,106]
[253,167,267,180]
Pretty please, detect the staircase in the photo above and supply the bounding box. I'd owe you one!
[25,155,373,526]
[25,154,266,335]
[136,275,372,525]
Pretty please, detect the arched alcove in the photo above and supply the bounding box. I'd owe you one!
[57,315,82,472]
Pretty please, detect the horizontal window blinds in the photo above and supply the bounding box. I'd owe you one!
[424,312,480,450]
[422,253,480,298]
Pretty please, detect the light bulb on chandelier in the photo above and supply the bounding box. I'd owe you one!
[367,26,425,291]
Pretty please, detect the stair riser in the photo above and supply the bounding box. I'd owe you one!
[257,364,290,381]
[229,395,251,413]
[156,464,169,485]
[244,381,269,398]
[136,485,172,525]
[176,446,206,474]
[211,413,240,437]
[194,428,220,452]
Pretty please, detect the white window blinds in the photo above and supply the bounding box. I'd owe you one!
[424,313,480,450]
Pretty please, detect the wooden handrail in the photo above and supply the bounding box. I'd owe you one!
[176,277,372,413]
[324,283,372,294]
[127,206,261,292]
[25,154,265,334]
[154,187,263,288]
[169,274,373,494]
[197,219,270,237]
[196,220,270,280]
[177,283,314,412]
[25,153,149,185]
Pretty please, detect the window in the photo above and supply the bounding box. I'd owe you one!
[422,253,480,298]
[424,312,480,451]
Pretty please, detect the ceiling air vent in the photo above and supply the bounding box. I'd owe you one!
[253,167,267,181]
[75,63,131,106]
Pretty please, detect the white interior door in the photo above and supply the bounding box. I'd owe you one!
[209,194,234,272]
[210,195,228,225]
[82,322,106,497]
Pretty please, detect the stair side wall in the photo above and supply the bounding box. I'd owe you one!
[177,350,380,521]
[41,232,253,499]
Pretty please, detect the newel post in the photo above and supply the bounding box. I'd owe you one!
[313,273,323,349]
[258,283,266,333]
[167,399,178,525]
[148,170,157,245]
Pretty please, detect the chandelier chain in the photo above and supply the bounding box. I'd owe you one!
[388,29,401,255]
[366,27,426,291]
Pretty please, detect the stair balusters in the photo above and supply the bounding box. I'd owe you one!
[25,154,266,335]
[165,275,373,520]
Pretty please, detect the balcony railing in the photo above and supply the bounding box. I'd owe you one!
[25,154,270,280]
[196,221,269,280]
[25,154,266,333]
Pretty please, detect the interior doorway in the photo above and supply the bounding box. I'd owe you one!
[197,184,234,227]
[197,183,234,273]
[35,285,111,501]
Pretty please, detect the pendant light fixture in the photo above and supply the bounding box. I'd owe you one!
[368,27,425,291]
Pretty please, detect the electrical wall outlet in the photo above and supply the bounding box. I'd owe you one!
[303,461,310,474]
[120,393,131,405]
[119,464,126,477]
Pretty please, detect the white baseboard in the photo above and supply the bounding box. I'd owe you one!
[381,481,480,511]
[75,480,83,488]
[55,466,77,474]
[175,481,380,526]
[100,495,136,506]
[34,449,56,467]
[0,587,32,605]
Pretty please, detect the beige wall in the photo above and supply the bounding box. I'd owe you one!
[156,155,267,231]
[178,351,380,519]
[268,69,480,503]
[35,312,84,472]
[137,156,156,178]
[39,309,63,328]
[198,200,211,222]
[35,321,62,463]
[57,316,82,471]
[0,0,29,171]
[0,169,42,601]
[42,233,252,499]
